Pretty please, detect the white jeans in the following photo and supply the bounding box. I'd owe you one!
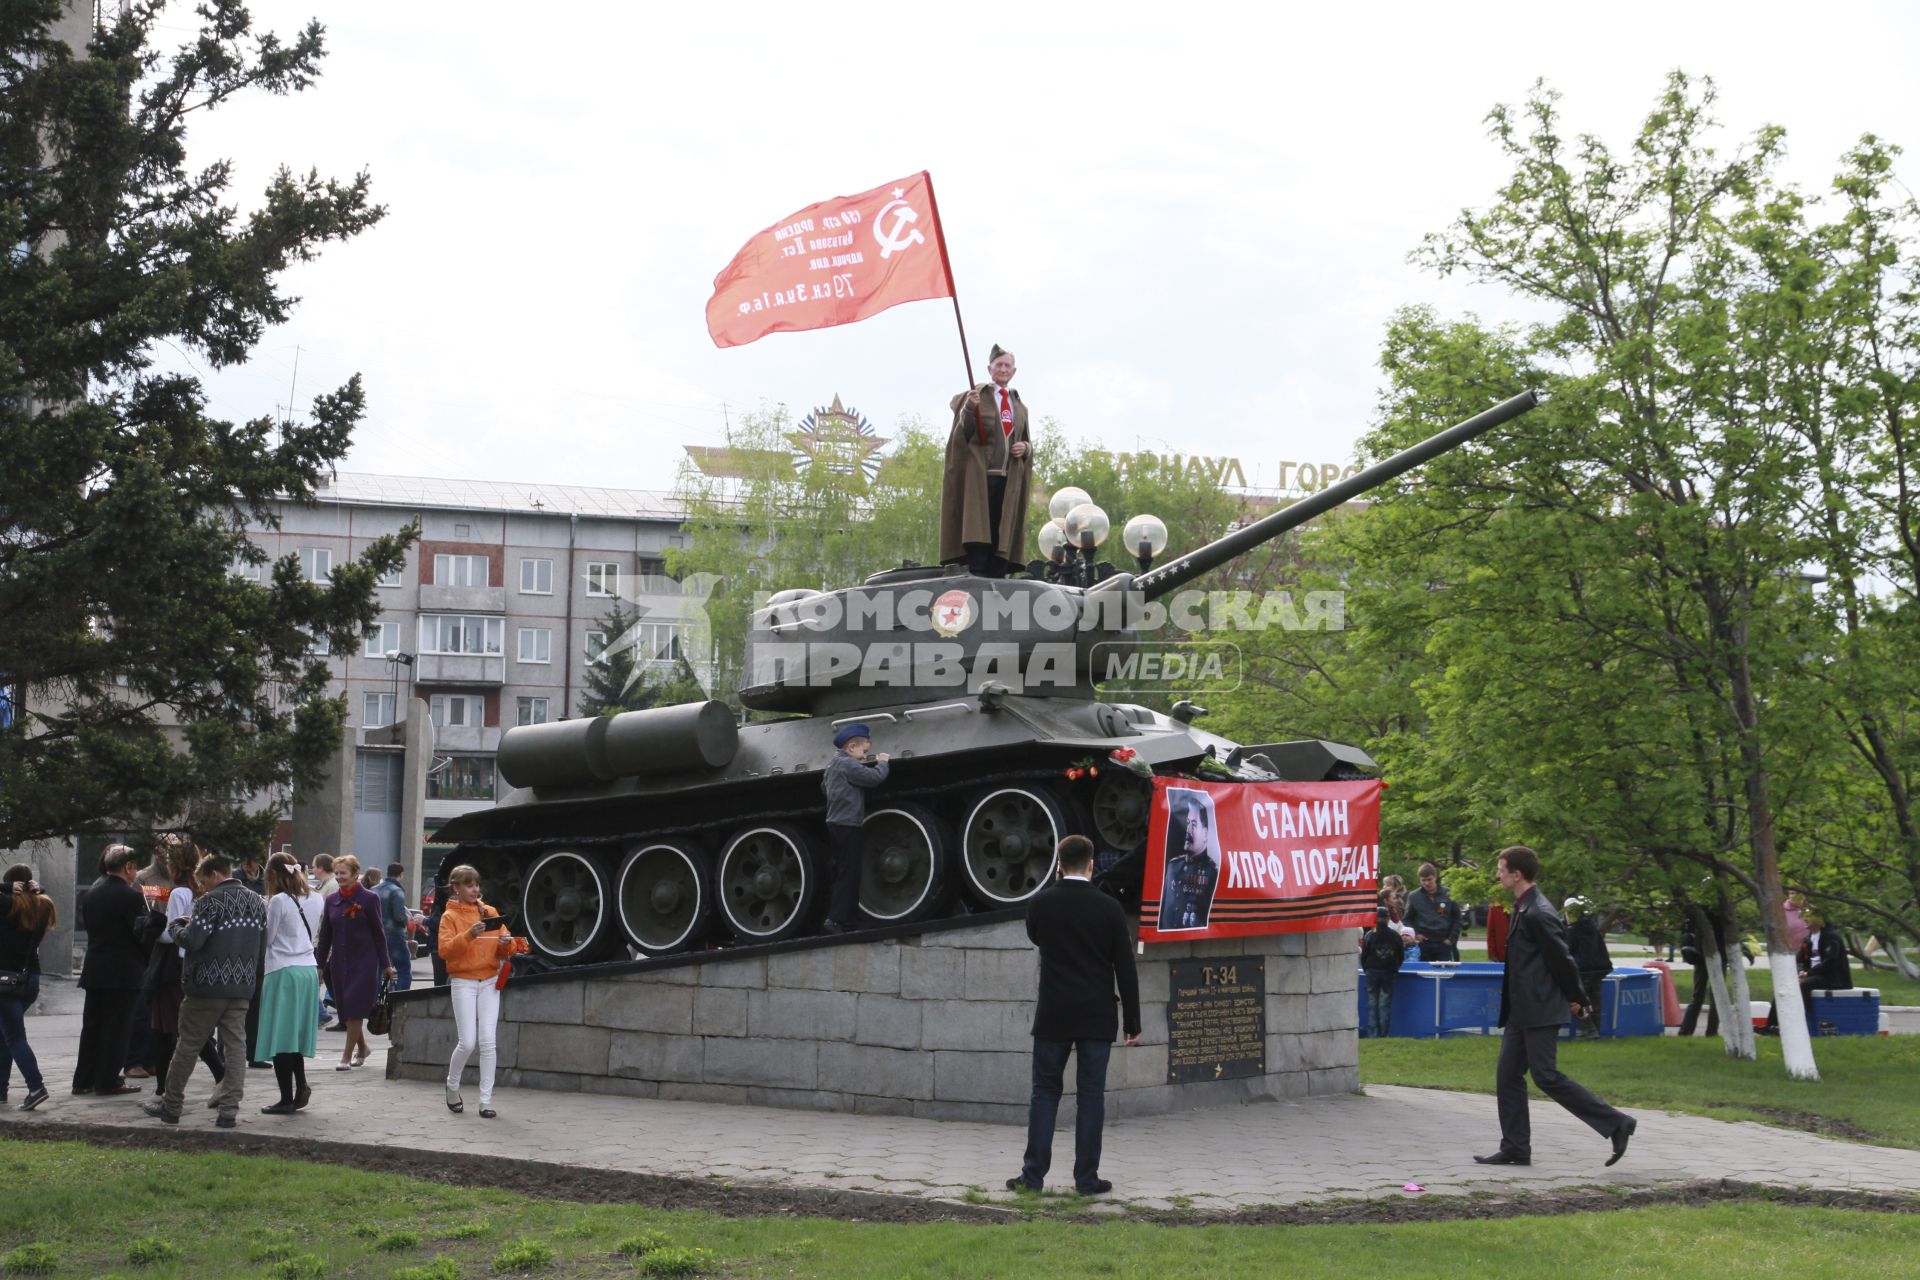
[446,977,500,1105]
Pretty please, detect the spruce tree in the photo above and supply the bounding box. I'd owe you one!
[0,2,410,853]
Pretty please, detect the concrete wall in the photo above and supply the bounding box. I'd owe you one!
[388,918,1359,1124]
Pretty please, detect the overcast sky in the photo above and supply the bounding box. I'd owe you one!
[151,0,1920,496]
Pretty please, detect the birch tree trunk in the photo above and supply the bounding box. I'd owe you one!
[1718,945,1755,1060]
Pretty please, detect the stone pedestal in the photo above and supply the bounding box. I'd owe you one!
[388,915,1359,1125]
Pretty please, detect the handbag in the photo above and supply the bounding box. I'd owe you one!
[367,971,394,1037]
[0,967,26,997]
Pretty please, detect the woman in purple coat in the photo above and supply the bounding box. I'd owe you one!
[315,855,394,1070]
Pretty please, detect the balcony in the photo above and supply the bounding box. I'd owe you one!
[431,724,501,753]
[420,583,506,613]
[414,654,505,686]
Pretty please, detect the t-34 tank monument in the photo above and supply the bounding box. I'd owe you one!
[426,391,1539,966]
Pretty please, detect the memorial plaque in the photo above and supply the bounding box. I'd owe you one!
[1166,959,1266,1084]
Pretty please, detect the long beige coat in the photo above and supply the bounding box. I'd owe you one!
[939,383,1032,565]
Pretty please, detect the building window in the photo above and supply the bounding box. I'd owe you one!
[376,565,403,588]
[434,553,490,588]
[363,620,402,659]
[428,755,495,801]
[429,694,485,728]
[585,630,607,661]
[363,692,397,727]
[231,553,262,581]
[519,557,553,594]
[418,614,504,656]
[637,622,680,662]
[585,561,619,596]
[633,555,680,596]
[303,627,331,657]
[517,627,551,664]
[454,523,471,538]
[300,547,332,583]
[516,696,549,726]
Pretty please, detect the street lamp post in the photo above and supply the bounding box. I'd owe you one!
[384,650,415,727]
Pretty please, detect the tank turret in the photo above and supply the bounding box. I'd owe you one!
[434,391,1538,966]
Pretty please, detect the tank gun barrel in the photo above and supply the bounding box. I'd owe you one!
[1135,390,1539,602]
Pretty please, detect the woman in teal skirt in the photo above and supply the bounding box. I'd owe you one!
[257,853,323,1115]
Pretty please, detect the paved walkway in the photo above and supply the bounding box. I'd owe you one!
[5,979,1918,1213]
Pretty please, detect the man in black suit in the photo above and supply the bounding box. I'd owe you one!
[1008,835,1141,1197]
[1797,911,1852,1032]
[73,845,159,1096]
[1475,845,1636,1168]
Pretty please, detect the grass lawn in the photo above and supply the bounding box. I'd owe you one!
[2,1139,1919,1279]
[1361,1035,1920,1149]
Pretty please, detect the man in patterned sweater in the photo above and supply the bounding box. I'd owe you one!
[143,852,267,1128]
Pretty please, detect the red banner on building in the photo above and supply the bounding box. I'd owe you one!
[1138,777,1383,944]
[706,172,954,349]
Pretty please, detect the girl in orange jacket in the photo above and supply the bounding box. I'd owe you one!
[437,866,514,1117]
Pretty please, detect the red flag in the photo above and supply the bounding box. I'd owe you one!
[706,172,954,349]
[1137,778,1384,944]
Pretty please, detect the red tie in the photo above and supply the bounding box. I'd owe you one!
[999,388,1014,437]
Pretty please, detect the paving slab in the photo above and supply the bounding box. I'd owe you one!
[6,977,1920,1213]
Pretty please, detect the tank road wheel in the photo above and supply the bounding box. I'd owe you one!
[859,805,951,925]
[717,823,821,943]
[959,786,1068,907]
[469,852,525,930]
[617,841,712,956]
[520,850,619,965]
[1091,772,1151,853]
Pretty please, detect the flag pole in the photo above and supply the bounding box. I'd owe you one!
[921,171,974,388]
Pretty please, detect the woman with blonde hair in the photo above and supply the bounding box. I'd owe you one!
[257,853,324,1113]
[315,854,394,1071]
[438,864,516,1118]
[1,865,57,1110]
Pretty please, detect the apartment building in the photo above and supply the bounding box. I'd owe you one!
[255,473,694,867]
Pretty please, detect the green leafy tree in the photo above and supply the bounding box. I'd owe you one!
[0,2,408,855]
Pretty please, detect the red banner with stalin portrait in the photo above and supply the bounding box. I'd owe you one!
[1138,777,1383,944]
[706,171,954,348]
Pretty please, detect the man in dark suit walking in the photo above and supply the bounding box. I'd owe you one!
[1475,845,1636,1168]
[1008,835,1141,1197]
[73,845,159,1097]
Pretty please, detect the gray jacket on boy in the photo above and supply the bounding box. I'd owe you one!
[823,752,889,827]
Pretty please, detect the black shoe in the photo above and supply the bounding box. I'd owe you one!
[1473,1150,1530,1166]
[1606,1117,1637,1167]
[820,921,848,935]
[142,1102,180,1124]
[101,1082,144,1096]
[1005,1176,1040,1193]
[20,1087,47,1112]
[293,1084,311,1111]
[70,1087,91,1096]
[215,1113,237,1129]
[248,1060,270,1070]
[479,1107,498,1119]
[1076,1179,1114,1196]
[261,1100,298,1116]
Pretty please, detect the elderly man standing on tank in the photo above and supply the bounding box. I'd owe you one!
[941,343,1032,578]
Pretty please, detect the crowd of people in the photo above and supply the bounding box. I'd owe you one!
[1359,866,1857,1044]
[0,840,519,1124]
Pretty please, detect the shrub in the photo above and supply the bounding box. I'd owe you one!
[0,1244,57,1276]
[379,1231,422,1252]
[264,1255,325,1280]
[393,1259,463,1280]
[616,1231,673,1257]
[638,1247,715,1278]
[490,1239,554,1273]
[446,1223,491,1241]
[126,1236,181,1266]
